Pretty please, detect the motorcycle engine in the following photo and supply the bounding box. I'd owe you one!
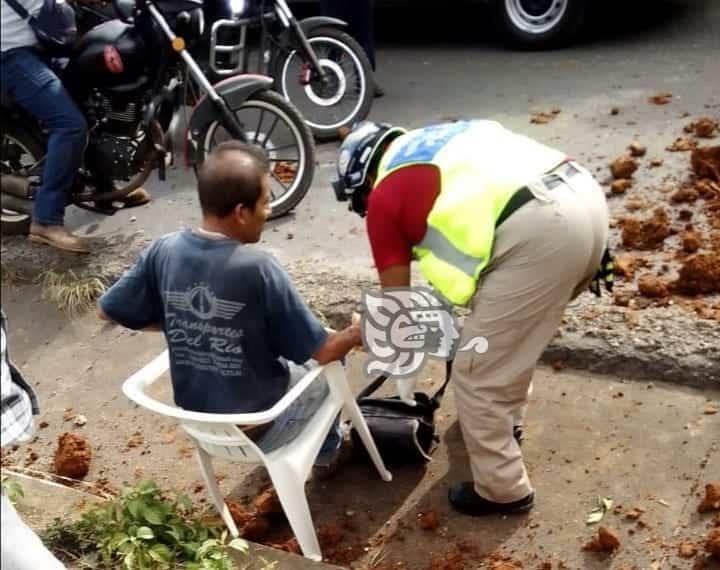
[84,91,148,181]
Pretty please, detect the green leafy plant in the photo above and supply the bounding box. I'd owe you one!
[1,475,25,505]
[42,480,248,569]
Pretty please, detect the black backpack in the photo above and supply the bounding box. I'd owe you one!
[3,0,77,56]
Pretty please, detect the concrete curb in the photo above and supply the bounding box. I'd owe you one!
[1,471,343,570]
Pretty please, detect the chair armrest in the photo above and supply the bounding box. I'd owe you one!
[122,354,342,425]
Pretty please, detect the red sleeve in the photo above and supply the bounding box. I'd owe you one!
[365,165,441,272]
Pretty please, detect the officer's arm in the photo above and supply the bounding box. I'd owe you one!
[378,265,410,289]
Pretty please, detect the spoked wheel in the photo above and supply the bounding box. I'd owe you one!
[1,126,44,235]
[199,90,315,219]
[275,27,374,142]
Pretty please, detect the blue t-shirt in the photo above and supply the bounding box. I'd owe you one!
[99,230,328,414]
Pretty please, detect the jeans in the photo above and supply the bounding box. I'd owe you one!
[0,47,87,226]
[252,360,343,466]
[319,0,376,70]
[1,491,66,569]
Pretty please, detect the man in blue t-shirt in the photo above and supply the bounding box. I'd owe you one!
[98,141,362,466]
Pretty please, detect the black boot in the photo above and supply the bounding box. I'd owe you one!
[448,483,534,517]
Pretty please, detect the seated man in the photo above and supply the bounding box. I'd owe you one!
[97,141,362,467]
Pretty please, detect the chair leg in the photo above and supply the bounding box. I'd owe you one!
[195,446,240,538]
[344,399,393,482]
[266,463,323,561]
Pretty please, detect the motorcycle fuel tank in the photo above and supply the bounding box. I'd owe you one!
[68,20,149,91]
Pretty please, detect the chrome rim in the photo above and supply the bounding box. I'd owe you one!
[203,99,307,212]
[505,0,568,34]
[281,36,366,131]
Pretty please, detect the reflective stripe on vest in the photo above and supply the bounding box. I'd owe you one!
[376,120,567,306]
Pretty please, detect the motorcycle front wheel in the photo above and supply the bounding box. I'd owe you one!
[196,90,315,219]
[274,27,374,142]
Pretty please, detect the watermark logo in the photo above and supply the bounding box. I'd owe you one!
[360,287,488,379]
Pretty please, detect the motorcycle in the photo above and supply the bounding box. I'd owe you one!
[207,0,376,141]
[72,0,376,141]
[1,0,315,236]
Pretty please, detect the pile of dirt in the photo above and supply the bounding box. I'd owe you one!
[681,231,703,254]
[620,208,672,250]
[698,481,720,513]
[678,541,698,558]
[671,253,720,295]
[418,511,441,531]
[583,526,621,553]
[53,433,92,479]
[226,500,271,542]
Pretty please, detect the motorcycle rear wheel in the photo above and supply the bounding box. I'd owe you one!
[195,90,316,219]
[274,27,374,142]
[1,124,44,236]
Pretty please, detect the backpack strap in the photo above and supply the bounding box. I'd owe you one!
[3,0,33,22]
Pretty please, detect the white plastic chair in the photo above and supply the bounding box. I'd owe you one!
[121,349,392,562]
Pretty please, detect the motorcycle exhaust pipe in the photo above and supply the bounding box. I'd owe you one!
[1,175,32,199]
[1,192,33,216]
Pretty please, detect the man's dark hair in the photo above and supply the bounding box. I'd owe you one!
[196,141,270,217]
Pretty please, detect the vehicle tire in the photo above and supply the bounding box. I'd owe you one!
[496,0,588,49]
[273,27,374,142]
[194,90,316,219]
[1,123,45,236]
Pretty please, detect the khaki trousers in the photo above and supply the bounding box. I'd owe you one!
[452,162,609,503]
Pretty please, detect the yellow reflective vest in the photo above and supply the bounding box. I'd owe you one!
[374,120,566,306]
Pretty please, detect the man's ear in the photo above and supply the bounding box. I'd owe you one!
[234,203,248,225]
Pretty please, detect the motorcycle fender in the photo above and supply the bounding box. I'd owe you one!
[185,74,274,167]
[275,16,348,51]
[298,16,347,35]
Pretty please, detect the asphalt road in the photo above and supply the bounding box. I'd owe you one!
[65,0,719,272]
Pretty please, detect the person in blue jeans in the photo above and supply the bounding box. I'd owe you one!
[1,0,150,253]
[97,141,362,471]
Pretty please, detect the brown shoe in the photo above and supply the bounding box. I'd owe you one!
[120,187,152,208]
[29,223,91,254]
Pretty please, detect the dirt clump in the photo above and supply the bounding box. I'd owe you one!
[624,507,645,520]
[611,179,633,194]
[272,537,301,555]
[317,524,344,549]
[254,487,282,516]
[610,155,639,179]
[707,528,720,559]
[638,274,669,298]
[679,541,699,558]
[682,231,704,254]
[650,158,664,168]
[628,141,647,157]
[688,117,719,139]
[621,208,672,250]
[668,137,698,152]
[672,186,700,204]
[530,109,561,124]
[672,254,720,295]
[692,146,720,182]
[419,510,441,531]
[698,482,720,513]
[491,563,523,570]
[53,433,91,479]
[614,254,644,279]
[583,526,621,553]
[649,93,672,105]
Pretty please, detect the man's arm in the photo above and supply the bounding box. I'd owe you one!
[378,264,411,289]
[96,307,162,332]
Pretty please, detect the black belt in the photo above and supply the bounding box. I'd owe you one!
[496,162,581,228]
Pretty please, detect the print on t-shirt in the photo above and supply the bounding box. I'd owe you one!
[164,283,246,378]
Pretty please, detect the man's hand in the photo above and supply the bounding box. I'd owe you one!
[313,323,363,365]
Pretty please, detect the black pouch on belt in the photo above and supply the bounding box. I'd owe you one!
[351,361,452,464]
